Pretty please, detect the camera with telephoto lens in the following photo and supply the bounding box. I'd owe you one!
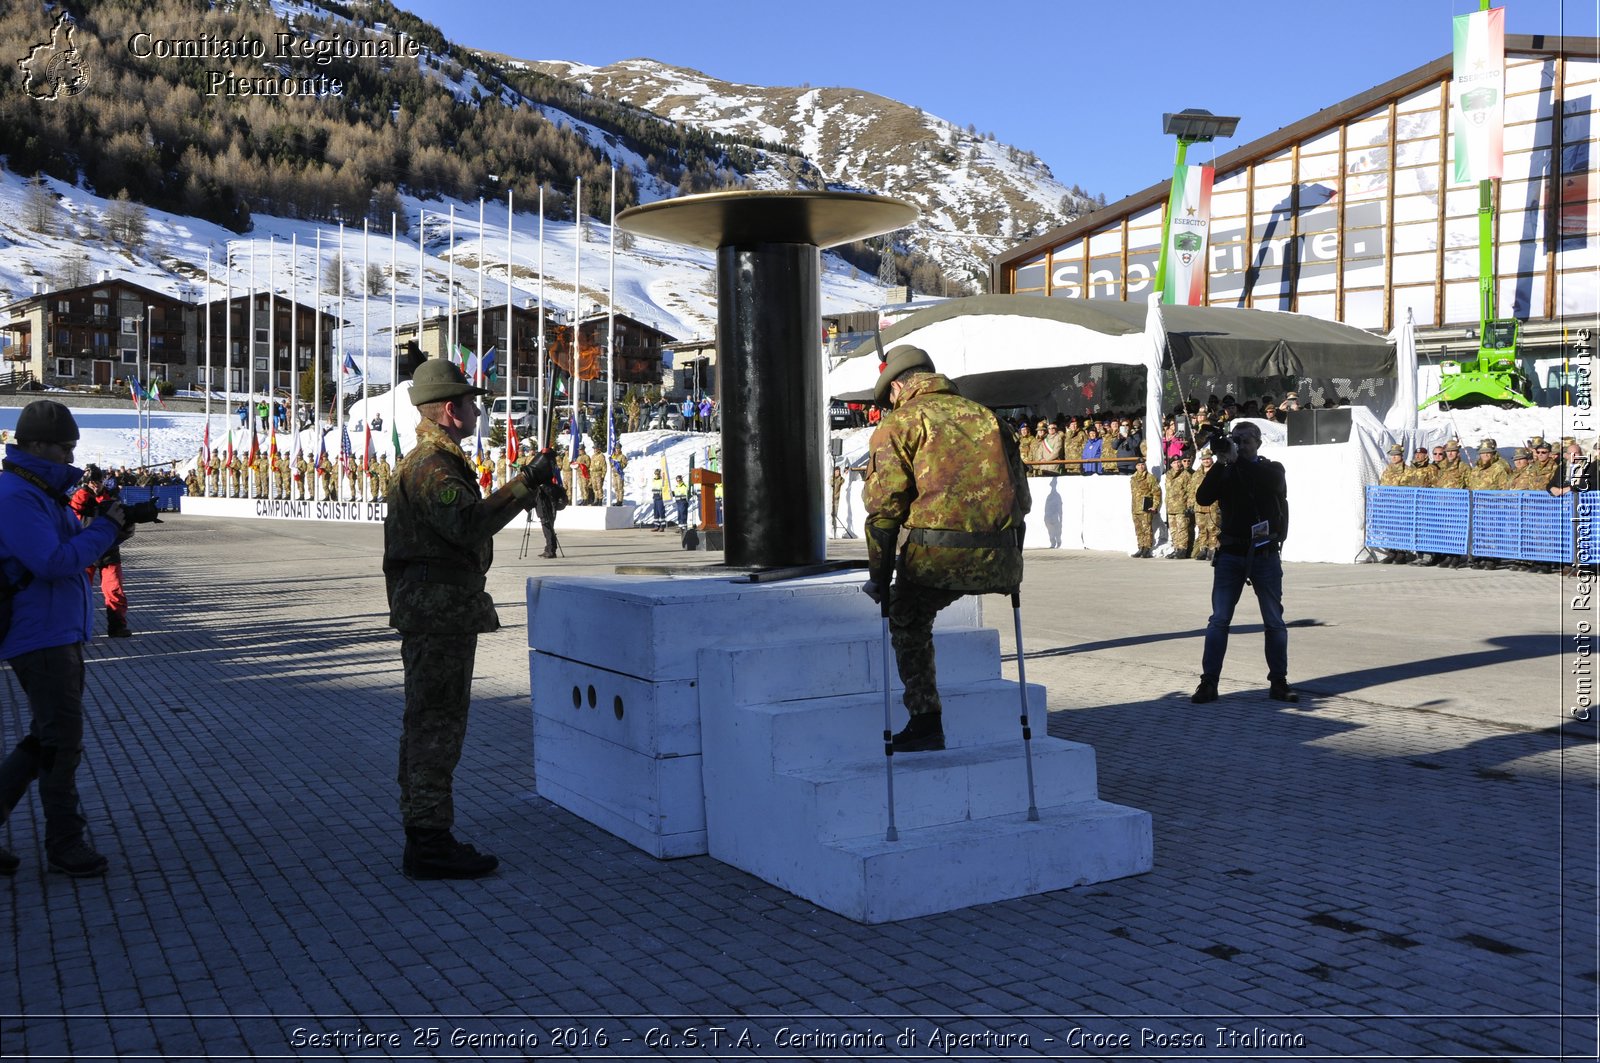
[1209,432,1236,460]
[123,500,162,525]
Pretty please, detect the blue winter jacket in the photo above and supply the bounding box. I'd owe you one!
[0,445,122,659]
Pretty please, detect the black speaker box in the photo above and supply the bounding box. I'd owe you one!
[1285,407,1352,446]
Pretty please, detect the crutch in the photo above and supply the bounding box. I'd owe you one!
[879,592,899,843]
[1010,582,1040,820]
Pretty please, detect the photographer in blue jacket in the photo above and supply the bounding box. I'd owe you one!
[0,401,127,877]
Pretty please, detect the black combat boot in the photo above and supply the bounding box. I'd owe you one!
[107,608,132,638]
[1268,681,1299,703]
[891,713,945,753]
[403,828,498,880]
[1170,548,1190,560]
[1191,679,1219,704]
[47,840,108,877]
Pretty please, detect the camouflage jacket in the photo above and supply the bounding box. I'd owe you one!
[1129,470,1160,514]
[1432,459,1468,489]
[383,419,524,634]
[863,374,1030,593]
[1379,462,1408,486]
[1163,468,1191,513]
[1407,461,1437,487]
[1466,461,1510,491]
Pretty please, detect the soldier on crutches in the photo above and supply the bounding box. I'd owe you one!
[861,346,1036,837]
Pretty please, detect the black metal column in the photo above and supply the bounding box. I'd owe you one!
[717,243,824,569]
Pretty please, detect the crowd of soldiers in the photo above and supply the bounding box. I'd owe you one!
[189,451,394,502]
[559,445,629,506]
[1375,434,1583,571]
[1127,448,1220,559]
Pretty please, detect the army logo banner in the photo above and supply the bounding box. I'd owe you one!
[1163,164,1214,306]
[1452,6,1505,184]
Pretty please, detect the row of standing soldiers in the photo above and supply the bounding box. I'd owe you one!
[1376,434,1569,569]
[561,447,628,506]
[189,454,393,501]
[1128,449,1220,560]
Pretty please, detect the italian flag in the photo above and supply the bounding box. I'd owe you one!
[1452,7,1504,184]
[1162,164,1214,306]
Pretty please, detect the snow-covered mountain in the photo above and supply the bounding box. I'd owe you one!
[515,59,1097,289]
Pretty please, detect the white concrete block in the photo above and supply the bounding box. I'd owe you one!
[532,712,705,859]
[718,626,1002,706]
[528,573,981,681]
[531,651,701,757]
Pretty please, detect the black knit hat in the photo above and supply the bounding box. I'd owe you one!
[14,400,80,444]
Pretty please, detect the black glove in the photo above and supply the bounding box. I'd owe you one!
[520,449,557,491]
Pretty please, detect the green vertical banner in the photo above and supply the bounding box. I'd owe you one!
[1163,164,1214,306]
[1452,6,1505,184]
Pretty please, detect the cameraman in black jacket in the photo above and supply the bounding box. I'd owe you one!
[1190,420,1296,705]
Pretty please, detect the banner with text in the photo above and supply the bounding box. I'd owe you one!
[1452,6,1505,184]
[1163,164,1214,305]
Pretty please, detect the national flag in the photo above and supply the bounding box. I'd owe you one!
[1161,163,1214,306]
[569,410,582,462]
[247,427,259,465]
[317,431,327,465]
[225,428,234,464]
[127,375,142,406]
[467,347,497,382]
[202,422,211,460]
[505,418,519,464]
[342,353,360,375]
[553,370,568,399]
[362,424,373,470]
[390,419,404,462]
[340,425,354,474]
[269,425,278,459]
[1452,7,1505,184]
[148,378,167,408]
[453,344,471,372]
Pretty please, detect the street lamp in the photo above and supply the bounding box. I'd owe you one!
[1152,108,1240,304]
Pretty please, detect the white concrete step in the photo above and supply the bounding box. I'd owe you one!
[787,737,1101,841]
[736,679,1047,773]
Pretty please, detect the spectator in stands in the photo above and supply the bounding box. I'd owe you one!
[1062,417,1086,475]
[1113,423,1140,474]
[1016,423,1035,474]
[1526,437,1560,491]
[1037,422,1065,475]
[1282,392,1300,414]
[1466,439,1511,570]
[1081,427,1103,475]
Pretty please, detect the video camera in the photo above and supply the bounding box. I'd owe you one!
[1209,432,1236,461]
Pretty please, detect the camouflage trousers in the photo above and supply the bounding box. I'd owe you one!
[1167,510,1193,551]
[888,582,965,718]
[1131,511,1154,550]
[398,630,479,831]
[1194,511,1220,552]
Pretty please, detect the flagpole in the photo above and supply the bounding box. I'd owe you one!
[267,236,278,499]
[223,242,233,496]
[203,248,212,437]
[390,211,398,462]
[447,204,457,359]
[141,304,151,468]
[505,187,515,464]
[247,241,257,496]
[362,218,371,502]
[337,221,346,501]
[476,196,486,465]
[314,230,324,501]
[606,166,616,506]
[290,233,300,491]
[572,176,581,455]
[417,210,426,364]
[537,187,546,446]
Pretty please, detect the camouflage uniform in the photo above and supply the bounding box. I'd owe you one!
[1129,463,1160,555]
[294,457,310,500]
[1509,449,1545,491]
[205,461,220,496]
[1433,452,1468,490]
[375,457,392,500]
[1407,453,1437,487]
[1164,463,1193,554]
[384,419,537,835]
[608,450,627,505]
[1466,447,1511,491]
[1061,424,1086,475]
[588,454,607,505]
[864,373,1030,720]
[184,470,201,495]
[1192,456,1220,559]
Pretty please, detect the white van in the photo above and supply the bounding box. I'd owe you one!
[490,396,535,433]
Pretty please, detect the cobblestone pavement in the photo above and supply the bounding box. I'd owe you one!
[1,515,1594,1061]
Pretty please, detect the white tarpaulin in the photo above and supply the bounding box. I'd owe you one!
[1385,310,1419,435]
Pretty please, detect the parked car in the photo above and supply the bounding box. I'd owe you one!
[490,396,536,435]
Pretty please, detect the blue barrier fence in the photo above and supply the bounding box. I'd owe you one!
[1365,486,1599,562]
[119,485,186,512]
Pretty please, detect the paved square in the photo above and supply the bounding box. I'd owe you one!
[1,515,1594,1060]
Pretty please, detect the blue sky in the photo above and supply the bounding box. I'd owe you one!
[401,0,1596,204]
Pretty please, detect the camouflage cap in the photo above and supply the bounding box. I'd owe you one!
[1479,438,1498,451]
[874,345,934,404]
[409,358,490,406]
[1387,444,1404,455]
[1514,447,1532,460]
[1528,436,1550,449]
[1446,439,1461,451]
